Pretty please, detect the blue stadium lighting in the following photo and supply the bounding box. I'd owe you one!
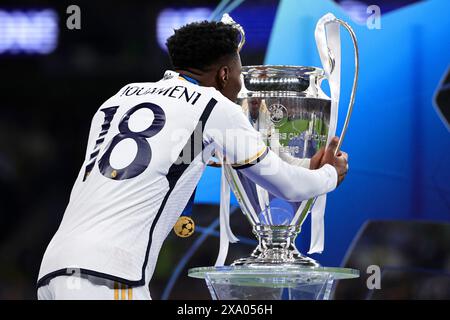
[0,9,58,55]
[156,7,212,51]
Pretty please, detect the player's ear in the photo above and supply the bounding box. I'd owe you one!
[216,66,229,89]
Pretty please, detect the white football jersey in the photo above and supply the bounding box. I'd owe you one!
[37,71,267,288]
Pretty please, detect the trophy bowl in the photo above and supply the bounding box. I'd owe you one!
[224,65,332,267]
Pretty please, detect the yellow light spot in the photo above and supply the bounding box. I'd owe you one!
[111,170,117,178]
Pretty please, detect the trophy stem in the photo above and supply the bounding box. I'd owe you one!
[232,225,320,267]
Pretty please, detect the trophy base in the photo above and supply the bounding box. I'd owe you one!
[188,266,359,300]
[232,224,319,267]
[231,253,319,267]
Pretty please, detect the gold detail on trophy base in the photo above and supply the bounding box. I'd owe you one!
[174,216,195,238]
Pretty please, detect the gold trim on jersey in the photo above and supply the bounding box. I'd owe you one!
[121,284,126,300]
[231,146,268,169]
[114,282,119,300]
[114,282,133,300]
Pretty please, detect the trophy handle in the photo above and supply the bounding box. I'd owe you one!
[221,13,246,52]
[326,18,359,154]
[290,18,360,229]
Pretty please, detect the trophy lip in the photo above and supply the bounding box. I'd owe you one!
[242,65,325,79]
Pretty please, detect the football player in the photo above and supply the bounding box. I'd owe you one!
[37,21,348,300]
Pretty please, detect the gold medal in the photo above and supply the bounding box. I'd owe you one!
[173,216,195,238]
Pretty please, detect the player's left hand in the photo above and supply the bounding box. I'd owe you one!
[309,137,349,186]
[334,150,349,186]
[310,147,325,170]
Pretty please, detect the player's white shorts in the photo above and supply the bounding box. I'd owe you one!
[37,274,151,300]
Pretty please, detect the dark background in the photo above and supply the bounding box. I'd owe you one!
[1,0,449,300]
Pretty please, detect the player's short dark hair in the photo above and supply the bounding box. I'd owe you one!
[166,21,240,70]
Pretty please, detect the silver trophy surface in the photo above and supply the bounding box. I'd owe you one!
[225,14,359,268]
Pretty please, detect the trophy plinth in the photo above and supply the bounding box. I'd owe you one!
[231,225,319,267]
[189,266,359,300]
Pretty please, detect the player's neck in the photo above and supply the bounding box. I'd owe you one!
[175,68,219,91]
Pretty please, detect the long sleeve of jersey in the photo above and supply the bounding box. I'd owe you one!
[240,149,337,201]
[203,97,338,202]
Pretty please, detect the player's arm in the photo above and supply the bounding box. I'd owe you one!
[204,99,345,202]
[237,143,338,202]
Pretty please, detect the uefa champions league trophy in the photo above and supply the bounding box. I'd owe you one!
[189,13,360,300]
